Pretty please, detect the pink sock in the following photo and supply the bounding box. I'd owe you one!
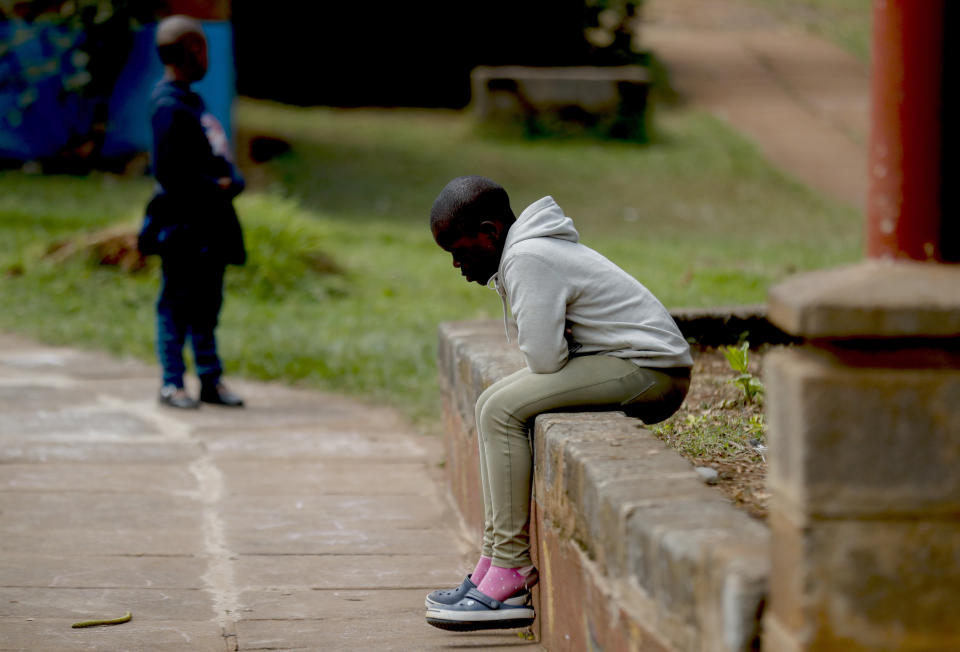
[476,564,535,601]
[471,556,492,584]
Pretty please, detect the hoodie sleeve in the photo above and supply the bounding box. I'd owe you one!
[503,253,570,374]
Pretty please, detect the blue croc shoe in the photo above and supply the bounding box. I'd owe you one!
[424,575,531,609]
[425,588,535,631]
[424,574,476,608]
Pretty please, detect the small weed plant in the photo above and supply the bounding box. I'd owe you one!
[721,340,764,404]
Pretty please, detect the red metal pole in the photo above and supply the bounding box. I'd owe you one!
[867,0,945,261]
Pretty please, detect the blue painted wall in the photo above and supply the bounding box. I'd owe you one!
[0,20,235,161]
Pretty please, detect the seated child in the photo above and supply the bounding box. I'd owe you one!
[424,176,692,631]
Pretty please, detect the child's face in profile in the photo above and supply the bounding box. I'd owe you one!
[436,227,502,285]
[183,34,208,81]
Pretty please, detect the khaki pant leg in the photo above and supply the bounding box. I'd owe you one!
[478,355,683,567]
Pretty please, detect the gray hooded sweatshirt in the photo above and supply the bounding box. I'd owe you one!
[490,196,693,374]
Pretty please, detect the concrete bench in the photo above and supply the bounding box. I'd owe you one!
[437,320,768,652]
[470,65,651,140]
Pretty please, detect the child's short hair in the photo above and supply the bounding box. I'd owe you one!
[155,16,204,66]
[431,176,514,246]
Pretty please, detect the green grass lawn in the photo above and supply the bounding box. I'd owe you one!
[0,101,862,425]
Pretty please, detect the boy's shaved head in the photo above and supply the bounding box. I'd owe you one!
[156,15,207,78]
[430,176,514,247]
[430,176,516,285]
[156,15,204,47]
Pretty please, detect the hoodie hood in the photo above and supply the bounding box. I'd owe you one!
[489,196,578,342]
[488,196,692,372]
[502,196,579,254]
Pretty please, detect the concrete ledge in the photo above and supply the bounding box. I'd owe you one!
[768,261,960,339]
[672,305,798,346]
[438,320,769,651]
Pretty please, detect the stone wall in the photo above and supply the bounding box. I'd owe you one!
[437,320,768,652]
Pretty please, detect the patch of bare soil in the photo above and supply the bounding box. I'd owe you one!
[651,346,774,519]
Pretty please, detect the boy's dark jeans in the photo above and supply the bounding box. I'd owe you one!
[156,260,225,389]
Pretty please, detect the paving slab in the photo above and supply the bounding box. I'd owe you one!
[236,616,537,651]
[228,524,458,556]
[218,460,436,496]
[196,428,428,461]
[0,493,202,531]
[0,409,161,439]
[0,331,544,650]
[0,439,202,464]
[1,528,206,557]
[229,520,456,556]
[0,383,92,410]
[0,587,213,621]
[174,402,380,431]
[233,554,463,591]
[0,347,151,380]
[0,619,228,652]
[0,554,210,589]
[220,494,449,530]
[235,589,536,650]
[0,463,197,493]
[237,588,430,622]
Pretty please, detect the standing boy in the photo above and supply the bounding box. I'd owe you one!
[425,176,692,631]
[138,15,245,409]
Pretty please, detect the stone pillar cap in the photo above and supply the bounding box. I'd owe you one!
[768,261,960,339]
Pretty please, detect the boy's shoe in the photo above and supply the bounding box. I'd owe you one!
[158,384,199,410]
[425,574,476,608]
[199,383,244,407]
[425,588,535,631]
[424,575,531,608]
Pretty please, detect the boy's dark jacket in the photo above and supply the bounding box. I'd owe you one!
[138,79,246,265]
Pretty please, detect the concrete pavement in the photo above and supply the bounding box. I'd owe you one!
[0,332,542,651]
[643,0,871,211]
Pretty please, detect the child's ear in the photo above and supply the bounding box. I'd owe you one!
[478,220,502,238]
